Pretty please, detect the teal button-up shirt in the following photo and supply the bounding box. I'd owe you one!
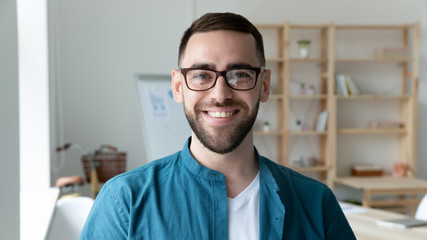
[80,138,355,239]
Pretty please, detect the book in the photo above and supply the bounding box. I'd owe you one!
[376,218,427,229]
[335,73,349,96]
[335,72,360,96]
[345,75,360,96]
[315,111,328,131]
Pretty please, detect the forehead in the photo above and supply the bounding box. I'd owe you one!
[181,30,259,69]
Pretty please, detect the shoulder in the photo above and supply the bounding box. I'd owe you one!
[104,151,182,193]
[260,156,333,198]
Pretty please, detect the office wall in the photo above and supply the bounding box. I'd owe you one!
[0,0,20,238]
[50,0,427,190]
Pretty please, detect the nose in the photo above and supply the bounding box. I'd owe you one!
[209,76,233,103]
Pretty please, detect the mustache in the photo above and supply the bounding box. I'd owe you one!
[195,99,248,110]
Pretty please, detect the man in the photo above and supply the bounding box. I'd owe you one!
[80,12,356,239]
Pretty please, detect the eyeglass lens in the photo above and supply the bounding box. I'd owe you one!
[186,69,258,91]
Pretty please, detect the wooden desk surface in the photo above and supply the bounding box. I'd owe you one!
[342,203,427,240]
[336,176,427,191]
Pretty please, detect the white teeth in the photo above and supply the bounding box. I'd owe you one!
[208,112,233,118]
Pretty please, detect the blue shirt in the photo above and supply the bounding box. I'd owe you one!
[80,139,355,239]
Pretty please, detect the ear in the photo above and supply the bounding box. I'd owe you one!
[260,69,271,102]
[171,69,184,103]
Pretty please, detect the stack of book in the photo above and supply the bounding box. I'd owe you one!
[315,111,328,131]
[335,73,360,96]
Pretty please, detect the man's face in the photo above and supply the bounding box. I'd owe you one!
[172,30,270,154]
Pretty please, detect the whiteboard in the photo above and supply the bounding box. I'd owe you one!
[135,74,190,162]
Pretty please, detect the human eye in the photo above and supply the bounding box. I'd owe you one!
[227,69,257,89]
[229,69,255,83]
[234,70,253,79]
[189,70,214,81]
[186,69,215,90]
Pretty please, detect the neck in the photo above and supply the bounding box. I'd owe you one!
[189,133,259,198]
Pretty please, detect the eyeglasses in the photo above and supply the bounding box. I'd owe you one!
[180,66,265,91]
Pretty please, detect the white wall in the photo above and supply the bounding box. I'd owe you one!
[50,0,427,193]
[0,0,20,238]
[49,0,194,187]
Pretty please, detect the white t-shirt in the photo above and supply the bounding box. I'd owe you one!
[227,172,260,240]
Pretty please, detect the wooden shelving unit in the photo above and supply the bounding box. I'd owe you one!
[255,22,421,199]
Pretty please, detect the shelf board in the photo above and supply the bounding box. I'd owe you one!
[289,130,327,136]
[335,58,409,63]
[292,165,330,172]
[338,128,406,134]
[336,95,411,100]
[290,94,328,100]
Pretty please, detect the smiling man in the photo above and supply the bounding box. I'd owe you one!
[80,13,356,240]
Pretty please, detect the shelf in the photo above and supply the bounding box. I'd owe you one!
[255,22,419,190]
[336,95,410,100]
[290,94,327,100]
[289,130,327,136]
[338,128,406,135]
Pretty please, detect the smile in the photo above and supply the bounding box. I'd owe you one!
[207,111,233,118]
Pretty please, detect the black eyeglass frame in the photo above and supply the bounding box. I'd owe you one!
[179,66,265,91]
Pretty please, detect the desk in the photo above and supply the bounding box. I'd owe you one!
[342,202,427,240]
[336,176,427,214]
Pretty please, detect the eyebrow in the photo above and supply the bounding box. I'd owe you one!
[188,62,256,70]
[188,63,216,69]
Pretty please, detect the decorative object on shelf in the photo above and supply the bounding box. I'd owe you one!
[299,83,306,95]
[393,162,408,177]
[292,156,319,167]
[351,165,383,177]
[296,119,311,131]
[297,40,311,58]
[262,121,271,132]
[298,83,315,95]
[307,85,315,95]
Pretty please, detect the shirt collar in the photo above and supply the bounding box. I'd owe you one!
[181,137,226,181]
[180,137,281,190]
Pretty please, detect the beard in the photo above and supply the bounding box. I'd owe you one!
[184,97,260,154]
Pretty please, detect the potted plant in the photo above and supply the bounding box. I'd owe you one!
[298,40,311,58]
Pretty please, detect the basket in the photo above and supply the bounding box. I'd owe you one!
[81,152,126,183]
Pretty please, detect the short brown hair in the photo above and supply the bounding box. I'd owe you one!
[178,12,265,67]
